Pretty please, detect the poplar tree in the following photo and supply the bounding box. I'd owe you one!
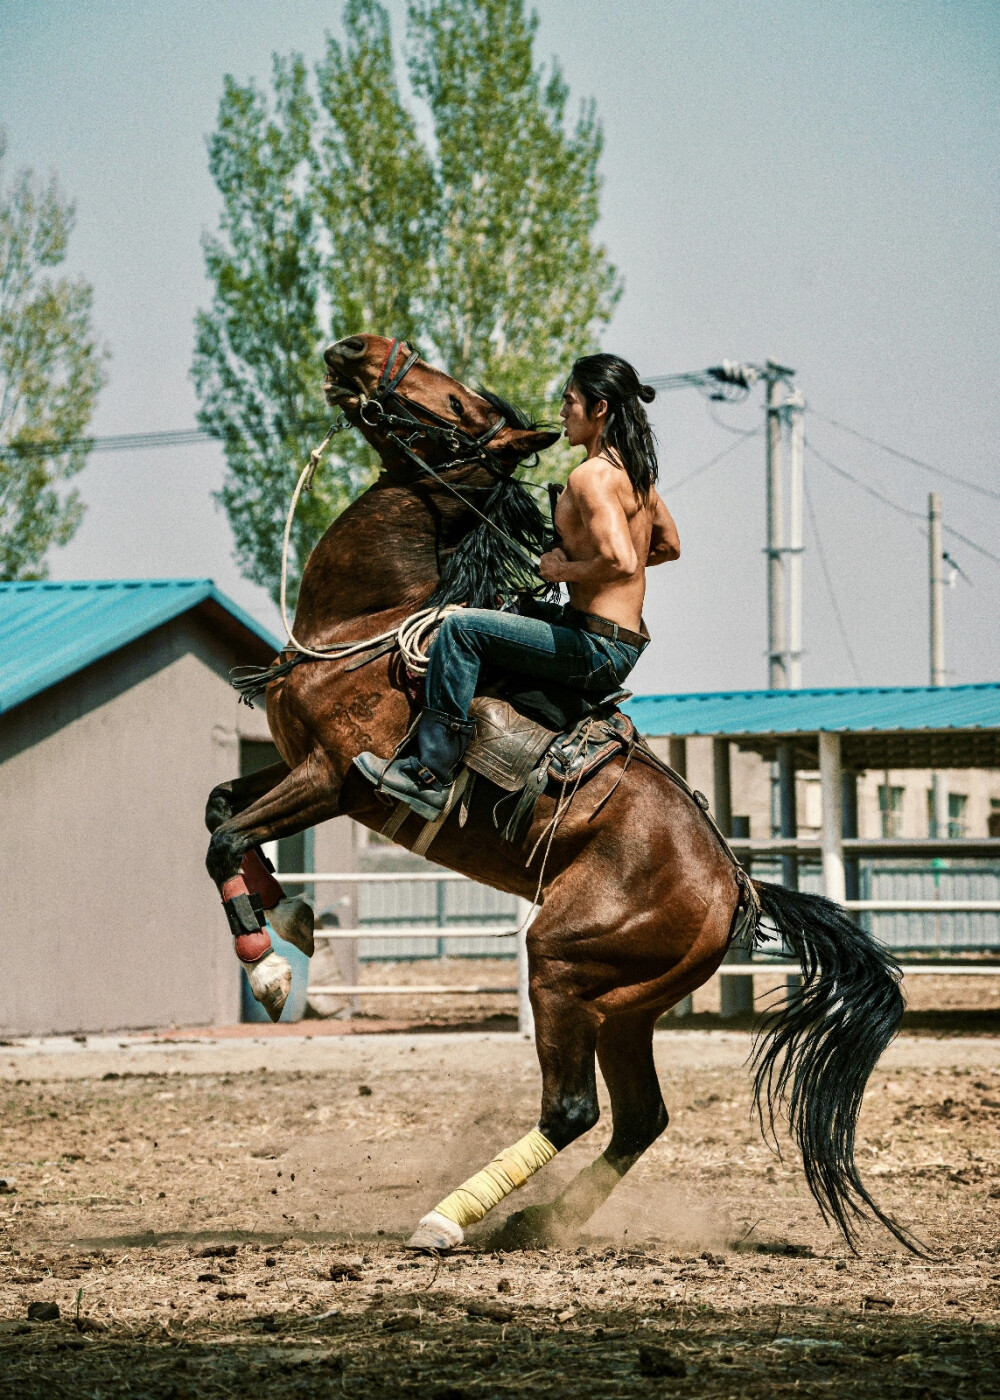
[0,133,107,580]
[195,0,620,603]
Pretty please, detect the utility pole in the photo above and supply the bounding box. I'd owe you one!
[762,362,800,897]
[785,390,805,690]
[765,365,788,689]
[929,492,945,686]
[929,491,946,837]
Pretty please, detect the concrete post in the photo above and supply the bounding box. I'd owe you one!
[819,732,846,904]
[842,769,859,902]
[516,897,535,1040]
[712,737,733,836]
[777,741,799,892]
[669,739,694,1016]
[668,736,688,780]
[715,739,753,1018]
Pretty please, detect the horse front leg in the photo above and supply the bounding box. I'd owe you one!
[406,957,601,1252]
[206,753,341,1022]
[493,1009,668,1247]
[205,761,315,958]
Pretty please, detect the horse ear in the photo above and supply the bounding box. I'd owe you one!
[496,425,562,460]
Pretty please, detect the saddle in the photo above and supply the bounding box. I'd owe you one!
[462,693,636,847]
[377,687,761,949]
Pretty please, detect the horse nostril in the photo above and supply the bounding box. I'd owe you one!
[326,337,365,367]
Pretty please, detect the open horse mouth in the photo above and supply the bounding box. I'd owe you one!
[323,337,366,407]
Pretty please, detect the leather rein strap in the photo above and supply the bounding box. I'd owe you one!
[355,339,539,572]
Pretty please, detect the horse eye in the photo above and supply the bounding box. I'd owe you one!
[449,395,465,417]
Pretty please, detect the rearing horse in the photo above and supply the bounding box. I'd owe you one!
[205,333,916,1254]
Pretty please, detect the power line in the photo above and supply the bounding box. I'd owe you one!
[810,408,1000,504]
[0,421,339,460]
[803,466,862,684]
[0,427,216,458]
[805,438,1000,570]
[939,522,1000,569]
[662,428,760,494]
[804,438,925,521]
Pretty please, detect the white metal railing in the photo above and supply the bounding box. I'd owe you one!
[276,863,1000,1030]
[283,870,532,1034]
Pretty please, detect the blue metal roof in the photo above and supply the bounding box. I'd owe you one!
[623,683,1000,737]
[0,579,282,715]
[623,683,1000,770]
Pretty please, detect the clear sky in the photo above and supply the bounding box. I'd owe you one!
[2,0,998,695]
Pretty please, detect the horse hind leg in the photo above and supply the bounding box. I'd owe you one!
[206,755,340,1021]
[206,761,316,959]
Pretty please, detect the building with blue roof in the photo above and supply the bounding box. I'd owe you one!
[623,683,1000,770]
[0,579,287,1036]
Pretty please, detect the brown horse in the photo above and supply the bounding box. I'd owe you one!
[205,333,915,1254]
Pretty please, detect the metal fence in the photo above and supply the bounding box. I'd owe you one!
[744,857,1000,951]
[279,837,1000,1033]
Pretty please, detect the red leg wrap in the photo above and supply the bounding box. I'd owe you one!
[221,875,273,964]
[235,931,273,963]
[240,849,285,910]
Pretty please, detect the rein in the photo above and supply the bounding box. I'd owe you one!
[355,339,541,572]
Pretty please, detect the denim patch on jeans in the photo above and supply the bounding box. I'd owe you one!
[425,607,643,722]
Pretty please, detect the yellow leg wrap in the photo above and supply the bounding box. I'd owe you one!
[434,1129,558,1229]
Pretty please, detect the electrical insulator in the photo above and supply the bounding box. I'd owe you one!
[706,361,757,389]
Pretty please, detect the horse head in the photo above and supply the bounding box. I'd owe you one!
[323,333,560,475]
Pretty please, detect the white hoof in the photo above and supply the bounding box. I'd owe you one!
[241,951,292,1022]
[405,1211,464,1252]
[266,896,315,957]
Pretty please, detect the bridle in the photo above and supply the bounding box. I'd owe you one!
[333,336,544,571]
[267,338,548,672]
[358,337,510,469]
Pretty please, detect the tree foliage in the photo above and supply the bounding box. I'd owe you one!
[0,132,107,580]
[195,0,621,603]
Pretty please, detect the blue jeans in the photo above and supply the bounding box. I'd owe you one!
[425,605,643,721]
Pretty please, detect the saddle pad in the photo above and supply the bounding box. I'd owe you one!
[464,697,557,792]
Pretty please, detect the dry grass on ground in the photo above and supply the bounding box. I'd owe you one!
[1,1034,998,1398]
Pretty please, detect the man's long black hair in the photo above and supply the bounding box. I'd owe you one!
[569,352,659,498]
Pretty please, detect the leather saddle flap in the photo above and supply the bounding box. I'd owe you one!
[465,697,557,792]
[546,711,636,785]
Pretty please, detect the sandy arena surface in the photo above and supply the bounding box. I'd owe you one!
[1,1029,998,1397]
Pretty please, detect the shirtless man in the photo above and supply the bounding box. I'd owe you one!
[355,352,680,819]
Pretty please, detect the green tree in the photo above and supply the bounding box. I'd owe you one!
[0,132,107,580]
[195,0,621,603]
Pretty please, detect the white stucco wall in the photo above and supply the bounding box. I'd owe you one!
[0,612,273,1036]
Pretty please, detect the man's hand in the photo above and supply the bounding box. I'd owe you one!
[538,546,570,583]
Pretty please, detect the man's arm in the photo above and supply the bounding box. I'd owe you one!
[646,489,680,565]
[538,464,637,585]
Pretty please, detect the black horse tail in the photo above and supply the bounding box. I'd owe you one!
[750,880,923,1254]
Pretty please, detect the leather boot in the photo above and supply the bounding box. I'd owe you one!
[354,709,476,822]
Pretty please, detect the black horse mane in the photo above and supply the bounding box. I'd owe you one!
[426,389,559,611]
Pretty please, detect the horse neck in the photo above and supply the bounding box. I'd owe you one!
[293,474,472,632]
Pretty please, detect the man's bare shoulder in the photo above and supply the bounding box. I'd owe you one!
[567,455,628,496]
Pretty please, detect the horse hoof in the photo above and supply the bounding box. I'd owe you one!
[267,896,315,957]
[241,952,292,1022]
[487,1204,564,1251]
[405,1211,464,1253]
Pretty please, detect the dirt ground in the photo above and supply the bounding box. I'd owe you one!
[1,1030,998,1398]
